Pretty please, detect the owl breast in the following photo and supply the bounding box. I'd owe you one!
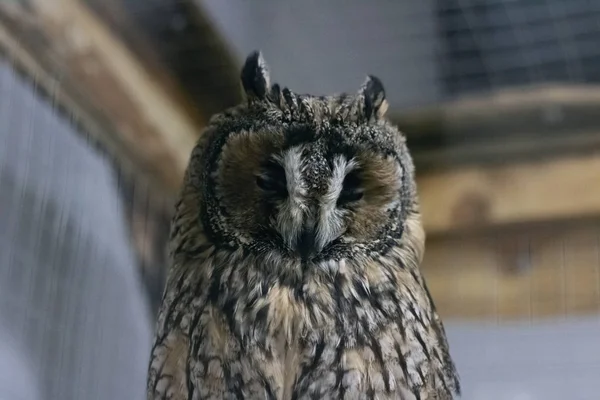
[166,232,454,400]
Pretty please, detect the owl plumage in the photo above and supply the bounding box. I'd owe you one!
[147,51,460,400]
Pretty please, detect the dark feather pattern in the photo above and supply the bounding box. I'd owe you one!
[147,51,460,400]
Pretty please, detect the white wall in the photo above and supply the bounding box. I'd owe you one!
[446,317,600,400]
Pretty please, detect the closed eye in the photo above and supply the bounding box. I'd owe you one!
[337,170,364,207]
[256,158,287,198]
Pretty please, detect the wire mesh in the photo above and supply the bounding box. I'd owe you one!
[437,0,600,97]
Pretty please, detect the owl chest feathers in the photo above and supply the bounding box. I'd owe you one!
[165,245,451,399]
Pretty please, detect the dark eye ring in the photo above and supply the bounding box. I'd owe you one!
[337,190,363,205]
[337,170,363,207]
[256,159,287,198]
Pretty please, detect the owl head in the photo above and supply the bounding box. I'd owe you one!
[183,51,421,265]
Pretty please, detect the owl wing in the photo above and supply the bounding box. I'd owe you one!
[147,329,190,400]
[147,261,276,400]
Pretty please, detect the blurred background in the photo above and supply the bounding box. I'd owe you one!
[1,0,600,398]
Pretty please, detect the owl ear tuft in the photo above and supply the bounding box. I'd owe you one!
[359,75,388,120]
[241,50,271,100]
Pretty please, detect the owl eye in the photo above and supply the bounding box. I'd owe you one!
[256,159,287,198]
[337,170,364,207]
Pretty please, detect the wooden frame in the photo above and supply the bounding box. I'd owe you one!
[418,153,600,236]
[0,0,202,193]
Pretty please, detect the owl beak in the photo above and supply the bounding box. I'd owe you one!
[297,226,317,261]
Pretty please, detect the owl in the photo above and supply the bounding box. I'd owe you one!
[147,51,460,400]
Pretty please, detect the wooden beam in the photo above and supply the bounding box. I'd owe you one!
[82,0,210,126]
[0,0,202,193]
[84,0,244,119]
[393,84,600,140]
[422,221,600,321]
[418,153,600,236]
[410,127,600,173]
[393,85,600,172]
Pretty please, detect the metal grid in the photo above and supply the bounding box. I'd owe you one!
[437,0,600,97]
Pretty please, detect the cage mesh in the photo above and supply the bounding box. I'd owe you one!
[437,0,600,97]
